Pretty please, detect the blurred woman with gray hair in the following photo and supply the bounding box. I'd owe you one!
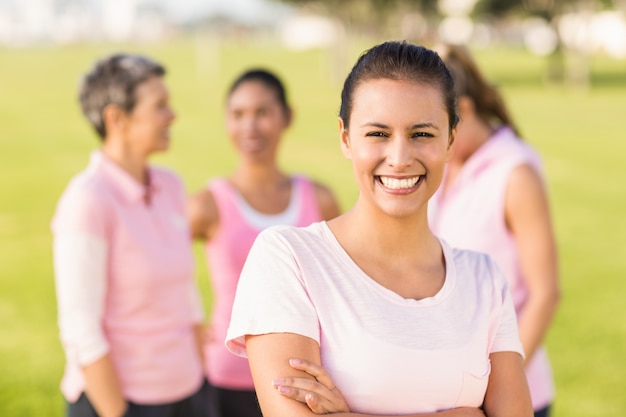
[51,54,216,417]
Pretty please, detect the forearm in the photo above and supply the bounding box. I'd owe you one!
[193,323,206,364]
[517,289,560,365]
[334,409,482,417]
[482,352,532,417]
[82,354,127,417]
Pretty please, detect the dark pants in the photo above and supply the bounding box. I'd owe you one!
[212,386,263,417]
[67,380,217,417]
[534,405,552,417]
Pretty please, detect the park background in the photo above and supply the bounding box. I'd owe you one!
[1,0,625,416]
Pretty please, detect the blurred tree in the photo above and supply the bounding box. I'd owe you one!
[275,0,618,86]
[274,0,439,38]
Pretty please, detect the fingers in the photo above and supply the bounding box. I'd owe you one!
[272,376,325,396]
[272,383,338,414]
[288,358,335,390]
[276,358,350,414]
[272,375,350,414]
[273,381,310,404]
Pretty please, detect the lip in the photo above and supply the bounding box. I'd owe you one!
[375,175,423,194]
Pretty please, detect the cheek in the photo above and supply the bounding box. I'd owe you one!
[225,119,239,137]
[261,116,284,134]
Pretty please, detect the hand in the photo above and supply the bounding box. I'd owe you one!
[272,358,349,414]
[454,408,486,417]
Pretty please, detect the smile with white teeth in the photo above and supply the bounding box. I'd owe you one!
[378,176,422,190]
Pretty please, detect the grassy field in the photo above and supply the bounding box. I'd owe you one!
[1,36,625,416]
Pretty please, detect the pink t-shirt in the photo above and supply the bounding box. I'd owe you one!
[51,151,204,404]
[429,127,555,409]
[204,176,322,389]
[226,222,523,414]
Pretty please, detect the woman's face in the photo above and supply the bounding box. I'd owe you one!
[226,81,290,163]
[340,78,455,219]
[122,76,175,156]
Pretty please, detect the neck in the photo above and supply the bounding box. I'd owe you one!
[231,160,288,190]
[451,119,494,166]
[102,138,148,185]
[336,202,438,261]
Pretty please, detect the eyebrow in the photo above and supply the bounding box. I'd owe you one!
[360,122,440,130]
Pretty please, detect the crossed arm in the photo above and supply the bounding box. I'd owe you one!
[246,332,532,417]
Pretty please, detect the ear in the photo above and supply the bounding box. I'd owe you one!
[102,104,127,137]
[445,126,457,162]
[283,106,293,129]
[338,117,351,160]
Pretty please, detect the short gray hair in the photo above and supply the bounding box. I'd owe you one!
[78,54,166,140]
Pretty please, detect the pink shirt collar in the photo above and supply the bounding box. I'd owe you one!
[89,151,159,204]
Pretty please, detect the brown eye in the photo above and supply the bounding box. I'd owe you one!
[411,132,433,139]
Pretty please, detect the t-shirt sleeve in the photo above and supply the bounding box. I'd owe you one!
[488,260,525,358]
[226,228,320,357]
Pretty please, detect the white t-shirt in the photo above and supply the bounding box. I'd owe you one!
[226,222,523,414]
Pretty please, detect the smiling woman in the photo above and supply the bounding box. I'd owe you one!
[224,41,533,417]
[340,78,451,221]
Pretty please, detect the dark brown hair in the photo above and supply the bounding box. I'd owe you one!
[228,68,289,112]
[437,43,520,136]
[339,41,459,132]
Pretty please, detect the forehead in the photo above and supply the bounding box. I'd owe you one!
[134,76,167,101]
[351,79,448,125]
[228,80,280,107]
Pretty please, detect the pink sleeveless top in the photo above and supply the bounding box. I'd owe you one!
[203,175,323,389]
[428,127,555,409]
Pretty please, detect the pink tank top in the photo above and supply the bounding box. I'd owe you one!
[203,175,322,389]
[429,127,554,409]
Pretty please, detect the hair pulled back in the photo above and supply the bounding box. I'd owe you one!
[437,43,520,136]
[228,68,289,112]
[340,41,459,132]
[79,54,165,140]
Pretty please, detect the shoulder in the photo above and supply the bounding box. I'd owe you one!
[187,186,219,239]
[307,179,341,220]
[56,169,111,213]
[445,242,507,289]
[52,170,112,233]
[491,128,543,173]
[188,187,217,215]
[256,222,326,249]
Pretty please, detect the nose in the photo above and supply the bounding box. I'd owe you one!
[386,136,413,169]
[241,115,258,133]
[166,105,176,123]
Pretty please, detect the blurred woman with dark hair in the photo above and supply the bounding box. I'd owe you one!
[429,43,560,417]
[188,68,340,417]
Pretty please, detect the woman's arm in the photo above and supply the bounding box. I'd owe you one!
[505,164,560,364]
[246,334,485,417]
[483,352,532,417]
[187,189,219,240]
[82,355,128,417]
[271,355,531,417]
[53,233,127,417]
[313,182,342,221]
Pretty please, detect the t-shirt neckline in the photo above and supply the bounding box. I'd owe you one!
[318,221,456,307]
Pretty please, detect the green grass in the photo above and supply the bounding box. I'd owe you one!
[1,37,625,416]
